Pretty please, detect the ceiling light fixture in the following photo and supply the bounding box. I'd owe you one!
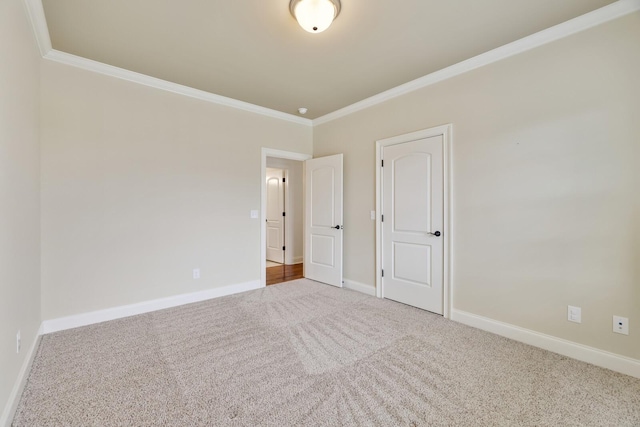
[290,0,341,34]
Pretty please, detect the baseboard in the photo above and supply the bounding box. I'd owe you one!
[0,324,43,427]
[451,309,640,379]
[343,279,376,296]
[42,280,263,334]
[290,256,303,265]
[3,280,263,425]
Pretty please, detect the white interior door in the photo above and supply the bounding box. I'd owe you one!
[382,136,444,313]
[304,154,343,287]
[266,168,285,264]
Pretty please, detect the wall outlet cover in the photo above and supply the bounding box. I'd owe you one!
[613,316,629,335]
[193,268,201,279]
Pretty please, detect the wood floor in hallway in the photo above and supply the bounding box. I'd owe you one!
[266,263,303,286]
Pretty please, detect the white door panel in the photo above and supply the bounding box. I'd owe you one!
[393,242,431,286]
[393,153,431,232]
[383,136,443,314]
[305,154,343,287]
[310,167,335,227]
[266,168,284,264]
[310,235,335,267]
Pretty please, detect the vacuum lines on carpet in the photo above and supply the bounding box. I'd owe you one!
[13,279,640,426]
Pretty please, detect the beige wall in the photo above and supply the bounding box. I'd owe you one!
[40,62,312,320]
[266,157,304,264]
[0,0,42,421]
[313,13,640,359]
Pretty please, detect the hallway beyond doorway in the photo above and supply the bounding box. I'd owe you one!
[266,264,303,286]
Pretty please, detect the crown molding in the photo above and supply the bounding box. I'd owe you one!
[23,1,312,127]
[23,0,51,56]
[43,50,313,126]
[313,0,640,126]
[24,0,639,128]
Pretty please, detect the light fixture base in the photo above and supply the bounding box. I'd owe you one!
[290,0,341,33]
[289,0,341,18]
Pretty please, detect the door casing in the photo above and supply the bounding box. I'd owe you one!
[375,124,453,318]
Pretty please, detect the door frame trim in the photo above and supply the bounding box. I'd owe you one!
[375,124,453,318]
[261,148,312,287]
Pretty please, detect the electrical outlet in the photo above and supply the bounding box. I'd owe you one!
[16,330,21,354]
[613,316,629,335]
[370,211,376,220]
[568,306,581,323]
[193,268,200,279]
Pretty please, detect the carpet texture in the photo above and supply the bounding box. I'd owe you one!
[13,279,640,426]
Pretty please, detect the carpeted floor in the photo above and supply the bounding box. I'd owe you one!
[13,279,640,426]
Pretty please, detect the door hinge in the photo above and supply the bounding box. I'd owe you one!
[381,159,384,167]
[282,177,286,183]
[381,214,384,222]
[282,246,286,251]
[282,212,286,217]
[382,269,384,277]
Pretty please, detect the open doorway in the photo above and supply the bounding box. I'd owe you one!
[262,151,309,286]
[265,167,285,266]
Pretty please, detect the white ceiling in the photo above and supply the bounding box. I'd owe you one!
[42,0,616,119]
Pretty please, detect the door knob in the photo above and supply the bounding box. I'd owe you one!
[428,231,441,237]
[333,225,343,229]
